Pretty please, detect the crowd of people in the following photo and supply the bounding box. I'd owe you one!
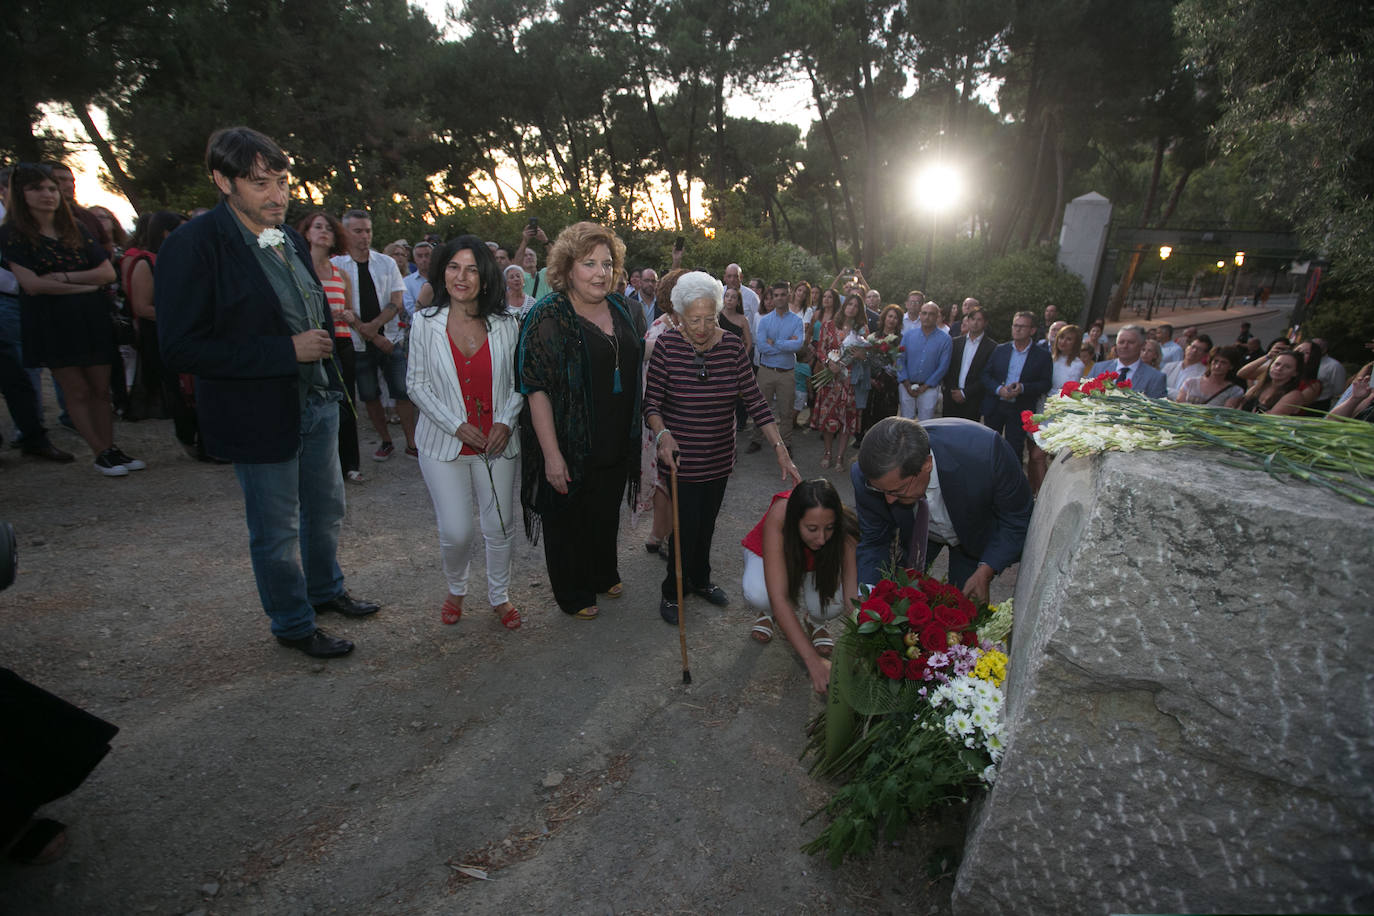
[3,128,1371,689]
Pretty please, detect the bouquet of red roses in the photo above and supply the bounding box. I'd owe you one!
[856,566,981,683]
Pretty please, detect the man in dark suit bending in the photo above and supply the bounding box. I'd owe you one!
[851,417,1033,602]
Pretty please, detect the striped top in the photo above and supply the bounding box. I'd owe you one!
[321,262,351,338]
[643,328,774,483]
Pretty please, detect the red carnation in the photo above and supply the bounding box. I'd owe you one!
[879,343,890,352]
[1021,410,1040,433]
[860,597,894,625]
[1116,378,1133,389]
[876,650,905,680]
[1059,380,1081,397]
[1101,371,1118,381]
[919,622,950,652]
[906,601,933,627]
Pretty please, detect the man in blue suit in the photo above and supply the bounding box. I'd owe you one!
[980,310,1054,460]
[852,417,1033,602]
[158,127,380,659]
[1096,325,1168,398]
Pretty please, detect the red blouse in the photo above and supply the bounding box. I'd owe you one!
[741,491,817,570]
[448,333,493,456]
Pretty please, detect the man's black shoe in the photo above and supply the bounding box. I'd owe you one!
[659,597,679,625]
[22,440,75,463]
[693,583,730,606]
[276,627,354,658]
[313,591,381,617]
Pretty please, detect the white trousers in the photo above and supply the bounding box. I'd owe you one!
[741,550,843,627]
[898,384,941,420]
[419,451,517,606]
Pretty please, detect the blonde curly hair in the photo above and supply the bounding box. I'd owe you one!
[545,222,627,295]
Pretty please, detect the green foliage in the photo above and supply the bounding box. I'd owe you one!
[1176,0,1374,295]
[642,227,825,285]
[975,247,1088,327]
[1303,290,1374,372]
[801,711,982,867]
[873,240,1085,329]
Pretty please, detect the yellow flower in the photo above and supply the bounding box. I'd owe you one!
[972,650,1008,687]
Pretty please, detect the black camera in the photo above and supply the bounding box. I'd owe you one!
[0,522,15,592]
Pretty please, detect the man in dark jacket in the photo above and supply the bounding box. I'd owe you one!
[852,417,1032,601]
[157,127,379,658]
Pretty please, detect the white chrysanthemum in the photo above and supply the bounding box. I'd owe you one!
[982,764,998,785]
[948,712,975,736]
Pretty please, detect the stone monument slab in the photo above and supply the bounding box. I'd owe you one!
[952,447,1374,915]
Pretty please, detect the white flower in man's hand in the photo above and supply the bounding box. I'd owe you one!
[257,227,286,249]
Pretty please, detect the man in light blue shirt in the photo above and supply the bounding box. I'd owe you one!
[401,241,432,321]
[897,301,952,420]
[749,282,805,451]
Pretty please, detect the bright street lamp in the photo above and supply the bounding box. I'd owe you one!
[914,163,962,287]
[1148,246,1172,319]
[913,163,962,213]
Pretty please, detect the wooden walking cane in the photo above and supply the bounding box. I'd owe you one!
[670,463,691,684]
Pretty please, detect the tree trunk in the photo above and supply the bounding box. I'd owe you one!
[1048,125,1066,242]
[1106,135,1168,318]
[712,68,728,193]
[1156,168,1193,225]
[1017,112,1051,249]
[806,56,862,266]
[69,101,141,211]
[486,162,509,211]
[511,131,533,204]
[680,75,702,227]
[991,34,1045,255]
[852,28,883,265]
[533,114,582,212]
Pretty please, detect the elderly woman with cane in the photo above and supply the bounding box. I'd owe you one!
[642,271,801,626]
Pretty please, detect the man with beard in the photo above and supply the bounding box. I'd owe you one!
[157,127,380,658]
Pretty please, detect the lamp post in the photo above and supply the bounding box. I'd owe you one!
[913,163,961,290]
[1221,251,1245,310]
[1147,245,1172,320]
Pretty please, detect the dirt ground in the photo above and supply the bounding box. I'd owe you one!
[0,404,1010,915]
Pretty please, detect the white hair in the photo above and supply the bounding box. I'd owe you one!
[503,263,525,278]
[670,271,724,315]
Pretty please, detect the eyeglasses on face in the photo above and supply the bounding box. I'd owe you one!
[865,477,914,499]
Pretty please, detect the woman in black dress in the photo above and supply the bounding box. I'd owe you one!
[516,222,643,620]
[0,164,143,476]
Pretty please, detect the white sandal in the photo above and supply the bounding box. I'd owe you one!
[750,615,774,644]
[808,622,835,658]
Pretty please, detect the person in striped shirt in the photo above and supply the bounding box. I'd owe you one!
[643,271,802,625]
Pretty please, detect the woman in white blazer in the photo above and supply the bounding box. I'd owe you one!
[407,236,524,630]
